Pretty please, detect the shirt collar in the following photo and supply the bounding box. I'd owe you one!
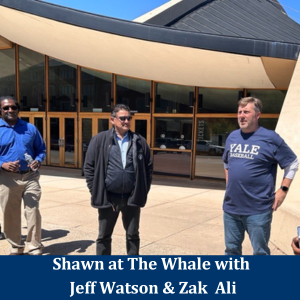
[115,131,129,141]
[0,117,23,127]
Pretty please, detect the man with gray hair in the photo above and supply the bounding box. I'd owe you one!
[84,104,153,255]
[222,97,298,255]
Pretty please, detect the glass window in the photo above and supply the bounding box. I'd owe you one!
[82,118,92,171]
[64,118,75,165]
[82,118,92,145]
[19,47,45,111]
[81,68,112,112]
[135,120,147,140]
[50,117,60,164]
[155,82,193,114]
[198,88,243,113]
[195,118,238,179]
[0,48,16,97]
[116,76,150,113]
[246,90,286,113]
[98,119,109,133]
[21,117,29,123]
[258,118,278,130]
[153,152,191,177]
[154,117,193,150]
[49,58,77,112]
[34,118,44,139]
[194,118,278,179]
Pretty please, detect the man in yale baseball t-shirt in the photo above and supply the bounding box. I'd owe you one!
[222,97,298,255]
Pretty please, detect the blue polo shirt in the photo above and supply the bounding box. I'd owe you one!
[0,118,46,171]
[116,132,129,169]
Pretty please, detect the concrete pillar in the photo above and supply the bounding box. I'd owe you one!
[272,55,300,254]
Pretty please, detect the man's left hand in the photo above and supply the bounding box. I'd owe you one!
[272,189,287,211]
[29,160,41,171]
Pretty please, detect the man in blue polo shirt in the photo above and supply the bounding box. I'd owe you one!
[222,97,298,255]
[0,96,46,255]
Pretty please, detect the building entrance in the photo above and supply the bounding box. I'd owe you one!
[47,114,78,168]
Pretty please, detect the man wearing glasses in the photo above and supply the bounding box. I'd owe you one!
[0,96,46,255]
[84,104,153,255]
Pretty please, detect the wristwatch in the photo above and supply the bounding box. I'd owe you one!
[280,186,289,192]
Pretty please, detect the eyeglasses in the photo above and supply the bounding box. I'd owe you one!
[1,105,18,111]
[116,116,132,122]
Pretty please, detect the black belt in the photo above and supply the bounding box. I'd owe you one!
[17,169,32,174]
[1,168,32,174]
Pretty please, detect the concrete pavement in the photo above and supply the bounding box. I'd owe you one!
[0,167,288,255]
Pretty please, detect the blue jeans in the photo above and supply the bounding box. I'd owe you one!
[223,210,273,255]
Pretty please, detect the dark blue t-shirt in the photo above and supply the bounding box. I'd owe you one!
[222,127,296,215]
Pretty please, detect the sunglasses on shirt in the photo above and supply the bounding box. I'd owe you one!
[1,105,18,111]
[116,116,132,122]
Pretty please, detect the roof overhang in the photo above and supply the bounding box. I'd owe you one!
[0,0,298,89]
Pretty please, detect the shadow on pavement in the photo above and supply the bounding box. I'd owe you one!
[43,240,95,255]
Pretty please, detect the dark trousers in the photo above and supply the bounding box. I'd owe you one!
[96,199,141,255]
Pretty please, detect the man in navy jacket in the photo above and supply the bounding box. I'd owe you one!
[84,104,153,255]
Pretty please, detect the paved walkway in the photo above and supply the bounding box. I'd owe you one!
[0,167,286,255]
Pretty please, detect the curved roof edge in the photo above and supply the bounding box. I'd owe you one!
[0,0,300,60]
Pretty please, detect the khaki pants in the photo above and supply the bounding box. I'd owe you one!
[0,170,43,254]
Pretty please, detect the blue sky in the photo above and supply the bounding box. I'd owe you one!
[42,0,170,20]
[43,0,300,24]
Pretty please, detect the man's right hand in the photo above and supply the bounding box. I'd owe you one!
[1,161,20,172]
[291,236,300,255]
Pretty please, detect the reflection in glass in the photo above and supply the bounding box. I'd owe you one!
[21,117,30,123]
[155,118,192,150]
[195,118,237,179]
[135,120,147,140]
[19,46,45,111]
[153,152,190,177]
[116,76,150,113]
[98,119,109,133]
[49,58,77,112]
[0,48,16,97]
[81,68,112,112]
[82,119,92,146]
[64,118,75,165]
[198,88,242,113]
[259,118,277,130]
[82,118,92,170]
[155,82,193,113]
[50,118,59,164]
[34,118,44,139]
[246,90,286,114]
[195,118,278,179]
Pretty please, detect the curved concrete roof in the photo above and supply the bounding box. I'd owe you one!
[0,0,298,88]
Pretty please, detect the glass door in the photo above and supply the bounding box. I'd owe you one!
[131,115,150,145]
[47,114,78,167]
[19,113,46,166]
[19,113,46,140]
[79,114,150,171]
[79,114,110,170]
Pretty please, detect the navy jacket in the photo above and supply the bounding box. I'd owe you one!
[84,127,153,208]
